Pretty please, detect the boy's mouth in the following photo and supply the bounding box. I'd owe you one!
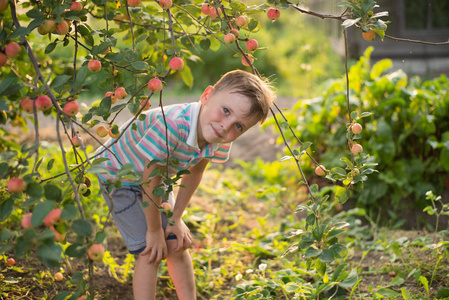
[211,125,223,138]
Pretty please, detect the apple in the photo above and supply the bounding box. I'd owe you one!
[159,0,172,10]
[96,125,109,138]
[21,213,33,229]
[362,29,375,42]
[38,20,57,35]
[245,39,258,52]
[84,176,92,187]
[56,20,69,35]
[230,28,240,38]
[77,296,87,300]
[50,226,66,242]
[209,6,221,18]
[44,208,62,227]
[64,101,79,116]
[169,57,184,71]
[0,52,7,66]
[351,144,363,155]
[35,95,52,111]
[235,15,249,27]
[78,183,88,194]
[70,1,83,11]
[224,33,236,44]
[128,0,141,7]
[105,91,117,104]
[267,8,280,21]
[115,87,127,100]
[54,272,64,281]
[352,123,363,134]
[147,78,163,92]
[241,54,254,67]
[315,165,326,176]
[0,0,9,12]
[108,127,120,139]
[201,3,210,15]
[140,99,151,111]
[20,96,35,114]
[160,202,172,210]
[87,243,105,262]
[5,42,21,58]
[71,136,83,147]
[7,177,26,193]
[6,258,15,266]
[88,59,101,72]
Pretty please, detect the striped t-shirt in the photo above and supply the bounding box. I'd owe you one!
[95,101,231,185]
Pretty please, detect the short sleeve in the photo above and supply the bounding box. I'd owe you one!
[210,143,232,163]
[135,113,179,165]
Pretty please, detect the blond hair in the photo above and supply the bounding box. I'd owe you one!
[211,70,276,124]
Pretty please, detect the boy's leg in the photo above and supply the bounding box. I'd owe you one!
[166,240,197,300]
[133,254,160,300]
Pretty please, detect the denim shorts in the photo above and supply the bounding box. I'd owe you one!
[102,184,176,254]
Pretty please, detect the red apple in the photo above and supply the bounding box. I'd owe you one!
[6,258,15,267]
[44,208,62,227]
[140,99,151,111]
[105,91,117,104]
[0,52,7,66]
[70,1,83,12]
[50,226,66,242]
[352,123,363,134]
[169,57,184,71]
[230,28,240,38]
[241,54,254,67]
[128,0,141,7]
[108,127,120,138]
[147,78,163,92]
[115,87,127,100]
[35,95,52,111]
[5,42,21,58]
[88,59,101,72]
[362,29,375,42]
[21,213,33,229]
[209,6,221,18]
[159,0,172,10]
[71,136,83,147]
[201,3,210,15]
[267,8,280,21]
[351,144,363,155]
[87,243,105,262]
[315,165,326,177]
[235,15,249,27]
[0,0,9,12]
[224,33,236,44]
[20,96,35,114]
[96,125,109,138]
[7,178,26,193]
[245,39,258,52]
[56,20,69,35]
[64,101,79,117]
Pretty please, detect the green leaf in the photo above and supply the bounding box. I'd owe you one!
[0,199,14,223]
[200,38,211,51]
[341,18,361,29]
[53,291,72,300]
[45,42,57,54]
[31,200,56,227]
[284,282,300,293]
[153,187,165,198]
[339,269,358,288]
[436,288,449,299]
[10,27,31,39]
[74,66,89,90]
[38,243,62,267]
[44,184,62,201]
[47,158,55,171]
[376,288,400,297]
[132,61,149,70]
[72,219,93,237]
[180,64,194,89]
[401,288,412,300]
[318,248,334,263]
[27,182,44,198]
[51,75,72,89]
[95,231,107,243]
[61,204,78,220]
[305,246,321,258]
[105,52,125,63]
[300,142,312,153]
[87,165,110,174]
[315,259,326,276]
[98,96,111,115]
[92,157,110,165]
[65,242,87,258]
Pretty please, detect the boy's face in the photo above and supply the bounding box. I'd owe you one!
[197,87,259,148]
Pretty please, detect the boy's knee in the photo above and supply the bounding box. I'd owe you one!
[166,241,186,257]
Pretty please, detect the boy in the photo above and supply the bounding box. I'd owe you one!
[95,70,276,299]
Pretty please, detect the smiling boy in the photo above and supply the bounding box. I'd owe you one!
[95,70,276,299]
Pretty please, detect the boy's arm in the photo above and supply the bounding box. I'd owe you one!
[140,159,166,264]
[167,159,209,250]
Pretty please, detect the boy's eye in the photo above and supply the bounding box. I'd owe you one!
[223,107,230,114]
[236,123,243,131]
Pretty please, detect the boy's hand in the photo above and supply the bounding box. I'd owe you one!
[165,218,192,251]
[141,229,167,264]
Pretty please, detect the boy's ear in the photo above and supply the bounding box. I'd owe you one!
[200,86,214,104]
